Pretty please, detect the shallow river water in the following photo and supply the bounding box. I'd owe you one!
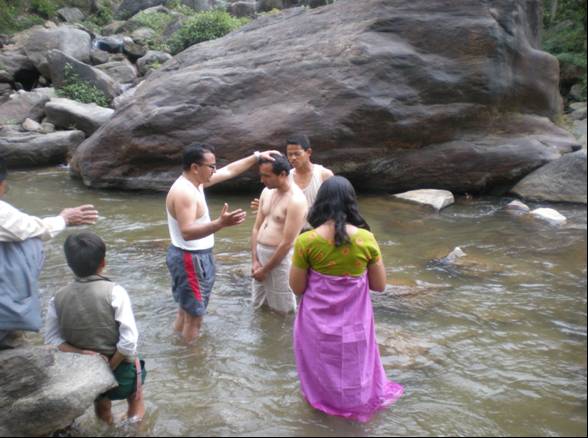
[5,168,587,436]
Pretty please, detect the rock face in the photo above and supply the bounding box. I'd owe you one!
[0,129,85,167]
[511,150,587,204]
[72,0,575,192]
[45,98,115,136]
[0,346,117,437]
[48,50,122,101]
[0,88,56,125]
[23,26,91,79]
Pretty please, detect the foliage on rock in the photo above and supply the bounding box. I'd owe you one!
[543,0,587,99]
[168,9,249,55]
[56,63,111,107]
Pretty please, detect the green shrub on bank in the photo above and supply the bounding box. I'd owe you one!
[168,10,249,55]
[30,0,58,18]
[0,0,46,34]
[57,64,111,107]
[134,10,173,33]
[543,0,587,99]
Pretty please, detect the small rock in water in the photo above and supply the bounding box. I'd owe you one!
[505,200,530,212]
[393,189,455,211]
[444,246,466,263]
[530,208,567,225]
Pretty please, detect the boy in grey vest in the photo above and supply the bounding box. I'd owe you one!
[44,232,146,424]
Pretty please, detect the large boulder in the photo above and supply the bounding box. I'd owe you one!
[0,46,37,83]
[71,0,575,192]
[0,84,12,104]
[0,88,56,125]
[510,149,587,204]
[45,97,115,135]
[96,60,138,84]
[137,50,172,76]
[0,128,85,167]
[23,26,91,79]
[116,0,168,19]
[0,346,116,437]
[47,50,122,102]
[57,7,86,23]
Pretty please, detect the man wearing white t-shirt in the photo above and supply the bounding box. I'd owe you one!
[165,144,278,344]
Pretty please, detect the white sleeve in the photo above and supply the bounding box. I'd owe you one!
[0,200,66,242]
[44,297,66,346]
[111,285,139,358]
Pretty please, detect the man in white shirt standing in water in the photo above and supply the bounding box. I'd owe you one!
[251,135,333,230]
[0,157,98,349]
[165,144,278,344]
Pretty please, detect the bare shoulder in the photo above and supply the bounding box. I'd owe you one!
[289,185,308,209]
[259,187,272,202]
[320,165,334,181]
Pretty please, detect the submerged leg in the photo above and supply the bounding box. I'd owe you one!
[94,398,113,424]
[173,308,186,333]
[126,396,145,422]
[182,314,203,344]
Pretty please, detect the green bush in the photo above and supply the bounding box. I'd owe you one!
[542,0,587,99]
[168,10,249,55]
[30,0,58,18]
[1,0,44,33]
[133,10,173,33]
[57,64,111,107]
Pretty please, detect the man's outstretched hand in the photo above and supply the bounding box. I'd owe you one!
[219,203,246,227]
[59,204,99,226]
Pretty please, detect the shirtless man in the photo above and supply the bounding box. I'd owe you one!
[166,144,278,343]
[251,135,333,230]
[251,154,308,313]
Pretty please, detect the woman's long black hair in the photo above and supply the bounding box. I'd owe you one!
[307,176,370,246]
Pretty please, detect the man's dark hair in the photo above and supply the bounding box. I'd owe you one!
[285,135,311,151]
[259,153,291,176]
[64,232,106,277]
[0,157,6,182]
[182,143,216,170]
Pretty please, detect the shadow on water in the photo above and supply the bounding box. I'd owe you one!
[5,169,587,437]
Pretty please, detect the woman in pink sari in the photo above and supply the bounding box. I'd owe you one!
[289,176,403,422]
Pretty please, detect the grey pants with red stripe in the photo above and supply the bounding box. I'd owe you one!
[166,245,216,317]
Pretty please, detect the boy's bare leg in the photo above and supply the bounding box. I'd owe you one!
[173,308,185,333]
[127,396,145,421]
[182,314,202,343]
[94,399,113,424]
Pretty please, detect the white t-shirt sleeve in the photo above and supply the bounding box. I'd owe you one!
[44,297,66,346]
[111,284,139,358]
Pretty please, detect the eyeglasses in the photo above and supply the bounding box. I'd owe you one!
[198,163,216,170]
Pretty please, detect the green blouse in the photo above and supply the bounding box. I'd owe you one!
[292,228,382,277]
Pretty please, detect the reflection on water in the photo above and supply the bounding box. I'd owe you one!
[4,168,587,436]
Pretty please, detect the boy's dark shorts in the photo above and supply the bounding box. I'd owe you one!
[166,245,216,317]
[99,359,146,401]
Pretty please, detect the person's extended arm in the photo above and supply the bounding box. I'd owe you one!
[0,201,98,242]
[367,259,387,292]
[251,191,267,275]
[253,197,307,281]
[205,150,280,188]
[289,265,308,295]
[175,191,245,241]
